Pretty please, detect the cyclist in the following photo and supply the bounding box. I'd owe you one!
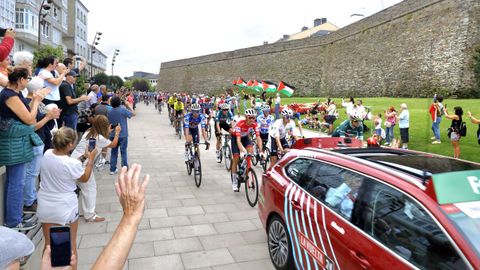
[173,98,185,132]
[231,109,262,192]
[257,105,275,150]
[202,96,214,123]
[269,108,298,166]
[331,115,364,140]
[184,103,209,160]
[215,103,234,162]
[168,94,177,116]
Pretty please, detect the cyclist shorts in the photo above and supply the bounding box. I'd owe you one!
[205,108,211,116]
[270,136,289,157]
[260,133,269,143]
[231,136,252,155]
[215,122,231,137]
[175,110,183,117]
[185,127,200,144]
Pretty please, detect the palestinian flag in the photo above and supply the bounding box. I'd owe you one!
[246,80,254,91]
[277,81,295,97]
[235,78,247,88]
[253,80,263,93]
[262,80,277,93]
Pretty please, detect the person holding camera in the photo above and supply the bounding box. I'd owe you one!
[429,95,444,144]
[0,28,14,90]
[36,56,68,105]
[58,71,89,130]
[71,115,121,222]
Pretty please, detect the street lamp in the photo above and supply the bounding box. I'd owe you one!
[37,0,53,47]
[111,49,119,77]
[89,31,102,79]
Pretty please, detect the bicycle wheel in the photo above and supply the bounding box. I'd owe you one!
[224,145,232,171]
[262,148,271,173]
[177,124,182,140]
[186,150,193,175]
[245,168,259,207]
[193,155,202,188]
[218,147,223,163]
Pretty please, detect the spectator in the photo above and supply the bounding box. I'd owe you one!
[429,95,444,144]
[0,28,14,90]
[0,226,35,270]
[0,67,51,230]
[98,85,107,100]
[274,93,281,119]
[374,113,382,136]
[23,77,61,213]
[230,96,237,116]
[58,71,89,129]
[12,51,34,98]
[384,106,397,146]
[324,100,338,135]
[398,103,410,149]
[342,97,355,116]
[36,56,67,105]
[87,84,99,107]
[71,115,121,222]
[37,127,96,269]
[94,94,111,116]
[0,53,11,90]
[443,106,463,158]
[108,96,135,174]
[467,112,480,144]
[242,91,249,113]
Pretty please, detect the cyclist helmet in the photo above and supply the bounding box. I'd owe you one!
[221,103,230,110]
[281,108,294,117]
[191,103,201,111]
[349,112,364,122]
[245,109,256,116]
[262,105,270,111]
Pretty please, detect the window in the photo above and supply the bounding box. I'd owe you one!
[41,23,50,38]
[352,179,468,269]
[62,0,67,7]
[285,158,314,183]
[62,10,67,30]
[52,5,59,21]
[15,8,37,34]
[52,28,61,44]
[299,161,363,220]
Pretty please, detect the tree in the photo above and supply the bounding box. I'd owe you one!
[124,80,133,89]
[109,75,124,90]
[76,74,88,96]
[132,79,151,92]
[33,45,64,68]
[92,72,109,86]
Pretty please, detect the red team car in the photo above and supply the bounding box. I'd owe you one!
[259,137,480,270]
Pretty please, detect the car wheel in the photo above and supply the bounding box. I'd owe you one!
[268,215,294,270]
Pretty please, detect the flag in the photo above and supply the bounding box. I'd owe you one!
[262,80,277,93]
[235,78,247,88]
[253,80,263,93]
[277,81,295,97]
[246,80,254,91]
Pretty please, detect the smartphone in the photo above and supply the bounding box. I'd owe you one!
[0,28,6,37]
[88,138,96,152]
[50,226,71,267]
[110,123,118,129]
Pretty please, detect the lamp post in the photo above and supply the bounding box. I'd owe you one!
[111,49,119,77]
[37,0,53,47]
[89,31,102,79]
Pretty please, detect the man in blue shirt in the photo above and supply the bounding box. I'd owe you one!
[108,96,135,174]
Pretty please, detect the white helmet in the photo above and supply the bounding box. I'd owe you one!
[221,103,230,110]
[245,109,256,116]
[191,103,201,111]
[281,108,294,117]
[262,105,270,111]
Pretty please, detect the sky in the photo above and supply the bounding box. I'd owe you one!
[82,0,403,80]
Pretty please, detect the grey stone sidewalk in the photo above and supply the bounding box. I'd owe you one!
[76,103,274,270]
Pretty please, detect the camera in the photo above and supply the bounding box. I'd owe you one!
[0,28,7,37]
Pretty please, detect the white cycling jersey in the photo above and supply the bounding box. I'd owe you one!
[270,119,296,139]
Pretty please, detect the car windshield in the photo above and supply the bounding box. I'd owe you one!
[446,202,480,258]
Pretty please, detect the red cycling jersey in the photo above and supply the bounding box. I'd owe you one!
[234,119,260,138]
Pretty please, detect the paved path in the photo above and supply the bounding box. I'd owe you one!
[76,103,274,270]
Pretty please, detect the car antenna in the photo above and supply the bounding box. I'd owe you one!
[422,170,432,186]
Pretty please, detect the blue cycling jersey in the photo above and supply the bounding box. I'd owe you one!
[201,102,213,110]
[184,112,206,129]
[215,110,234,123]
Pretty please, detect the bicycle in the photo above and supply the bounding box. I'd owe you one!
[175,116,183,140]
[158,101,163,114]
[185,142,210,187]
[252,137,270,172]
[218,131,232,171]
[206,117,212,141]
[231,153,259,207]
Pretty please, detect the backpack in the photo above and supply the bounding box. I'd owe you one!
[459,121,467,137]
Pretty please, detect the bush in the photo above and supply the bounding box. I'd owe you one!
[33,45,64,68]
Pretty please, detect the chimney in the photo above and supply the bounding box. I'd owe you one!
[301,26,308,31]
[314,17,327,27]
[283,34,290,39]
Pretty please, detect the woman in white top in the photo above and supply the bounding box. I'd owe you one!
[71,115,121,222]
[342,97,355,116]
[36,55,67,104]
[37,127,96,268]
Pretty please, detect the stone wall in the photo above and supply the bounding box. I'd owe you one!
[158,0,480,97]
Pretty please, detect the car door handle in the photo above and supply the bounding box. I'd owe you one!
[349,250,371,270]
[330,221,345,235]
[291,200,302,211]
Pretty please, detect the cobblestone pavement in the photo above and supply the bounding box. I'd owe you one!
[76,103,274,270]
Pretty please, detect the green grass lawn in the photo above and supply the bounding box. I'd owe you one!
[240,97,480,163]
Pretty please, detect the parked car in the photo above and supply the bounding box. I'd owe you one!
[259,137,480,270]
